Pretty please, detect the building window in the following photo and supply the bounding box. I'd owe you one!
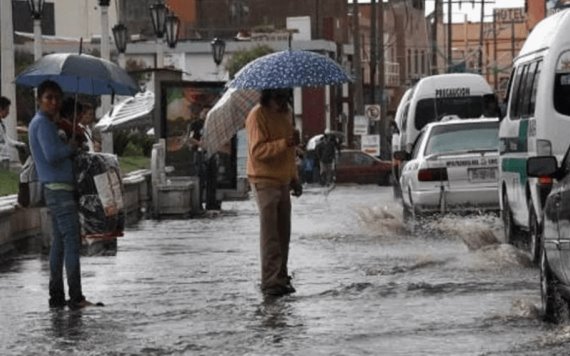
[421,51,425,74]
[414,49,419,75]
[407,49,412,77]
[412,0,424,10]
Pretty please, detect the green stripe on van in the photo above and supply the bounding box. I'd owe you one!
[518,120,528,152]
[502,158,527,185]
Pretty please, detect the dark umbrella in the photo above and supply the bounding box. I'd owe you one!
[15,53,139,96]
[229,50,352,90]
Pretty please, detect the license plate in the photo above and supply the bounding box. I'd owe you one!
[468,167,497,182]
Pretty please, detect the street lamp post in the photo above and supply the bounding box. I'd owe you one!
[112,23,128,68]
[150,2,168,68]
[99,0,111,61]
[99,0,112,153]
[204,38,226,210]
[211,38,226,67]
[164,13,180,49]
[26,0,45,60]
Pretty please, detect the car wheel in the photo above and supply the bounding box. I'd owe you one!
[502,192,517,244]
[402,201,412,222]
[392,184,402,200]
[404,188,419,233]
[541,248,569,323]
[528,199,541,264]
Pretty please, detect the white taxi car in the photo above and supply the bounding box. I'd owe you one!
[397,117,500,219]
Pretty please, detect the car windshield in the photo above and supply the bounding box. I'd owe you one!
[414,95,497,130]
[424,121,499,156]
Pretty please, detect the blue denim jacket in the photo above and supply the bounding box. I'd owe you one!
[29,112,74,184]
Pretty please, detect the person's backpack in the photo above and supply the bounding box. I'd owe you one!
[18,156,44,208]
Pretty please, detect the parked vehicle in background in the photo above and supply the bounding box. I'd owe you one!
[392,73,500,202]
[527,147,570,323]
[401,73,499,153]
[397,118,500,222]
[498,9,570,263]
[335,149,392,185]
[391,88,413,199]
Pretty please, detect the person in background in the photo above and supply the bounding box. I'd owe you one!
[58,98,85,145]
[0,96,26,168]
[246,88,302,297]
[188,105,210,149]
[78,102,99,152]
[28,80,102,310]
[315,134,337,186]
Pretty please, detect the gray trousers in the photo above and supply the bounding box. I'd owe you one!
[252,183,291,290]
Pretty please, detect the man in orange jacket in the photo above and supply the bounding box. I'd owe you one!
[246,88,302,296]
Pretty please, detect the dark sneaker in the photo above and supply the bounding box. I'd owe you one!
[285,276,296,294]
[68,299,104,310]
[263,284,295,297]
[49,298,67,309]
[262,285,290,297]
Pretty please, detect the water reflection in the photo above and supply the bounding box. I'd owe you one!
[257,296,299,330]
[50,309,84,339]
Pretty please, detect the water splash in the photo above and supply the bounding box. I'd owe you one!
[355,205,408,236]
[475,244,534,268]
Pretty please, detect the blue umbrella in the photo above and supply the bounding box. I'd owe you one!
[229,50,352,89]
[15,53,139,96]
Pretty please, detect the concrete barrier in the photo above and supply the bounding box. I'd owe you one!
[0,196,46,257]
[0,169,152,261]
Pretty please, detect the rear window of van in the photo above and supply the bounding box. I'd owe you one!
[554,51,570,116]
[414,96,491,130]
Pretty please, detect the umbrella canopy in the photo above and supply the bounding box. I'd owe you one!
[203,88,259,156]
[15,53,139,96]
[95,91,155,132]
[229,50,352,90]
[306,131,344,150]
[306,134,324,151]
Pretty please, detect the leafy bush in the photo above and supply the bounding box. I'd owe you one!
[225,45,274,79]
[129,132,155,157]
[113,131,131,156]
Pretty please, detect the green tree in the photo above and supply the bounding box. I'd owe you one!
[225,45,273,79]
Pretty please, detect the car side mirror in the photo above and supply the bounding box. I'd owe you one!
[527,156,558,178]
[393,150,410,161]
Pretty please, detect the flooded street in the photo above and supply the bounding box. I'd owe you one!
[1,185,569,355]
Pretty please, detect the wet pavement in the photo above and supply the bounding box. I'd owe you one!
[1,185,570,355]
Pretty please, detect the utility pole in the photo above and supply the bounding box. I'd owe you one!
[493,9,498,91]
[370,0,377,105]
[432,0,439,74]
[478,0,485,74]
[352,0,364,116]
[447,0,452,72]
[378,0,386,159]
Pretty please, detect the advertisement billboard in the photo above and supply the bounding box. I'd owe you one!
[162,82,224,176]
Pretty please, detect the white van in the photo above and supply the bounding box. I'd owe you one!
[392,73,499,198]
[391,88,413,198]
[498,9,570,262]
[402,73,498,153]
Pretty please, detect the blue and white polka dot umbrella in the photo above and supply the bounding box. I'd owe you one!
[229,50,353,89]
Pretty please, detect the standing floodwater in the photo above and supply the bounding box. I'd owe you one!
[1,185,569,355]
